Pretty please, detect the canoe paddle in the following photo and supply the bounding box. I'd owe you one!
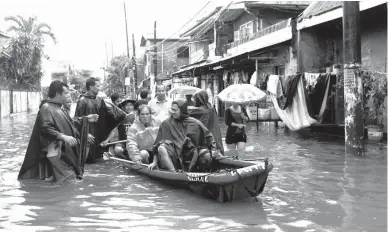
[217,156,267,162]
[103,152,150,168]
[101,140,127,146]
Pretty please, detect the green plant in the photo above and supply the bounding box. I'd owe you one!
[333,70,387,125]
[363,71,387,125]
[2,16,55,89]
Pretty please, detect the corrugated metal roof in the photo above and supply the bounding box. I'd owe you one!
[298,1,342,21]
[180,7,221,37]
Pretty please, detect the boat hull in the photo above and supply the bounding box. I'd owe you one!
[114,157,273,202]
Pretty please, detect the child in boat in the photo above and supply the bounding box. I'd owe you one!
[126,105,161,164]
[100,113,135,159]
[150,99,223,172]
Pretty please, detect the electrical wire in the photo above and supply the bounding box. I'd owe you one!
[146,1,212,49]
[149,1,233,54]
[148,1,234,55]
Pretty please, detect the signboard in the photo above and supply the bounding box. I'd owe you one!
[344,69,356,89]
[125,77,130,86]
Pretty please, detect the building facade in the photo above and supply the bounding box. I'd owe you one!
[140,35,190,94]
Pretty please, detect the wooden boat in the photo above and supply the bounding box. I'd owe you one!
[104,153,273,202]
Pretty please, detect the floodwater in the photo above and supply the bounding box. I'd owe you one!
[0,112,386,232]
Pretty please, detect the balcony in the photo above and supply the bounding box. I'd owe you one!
[224,18,293,56]
[189,46,209,64]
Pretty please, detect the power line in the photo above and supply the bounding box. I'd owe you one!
[145,1,232,55]
[148,1,234,55]
[146,1,211,49]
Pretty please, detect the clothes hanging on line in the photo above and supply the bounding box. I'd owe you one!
[269,73,331,130]
[304,72,320,90]
[267,75,280,95]
[223,70,229,82]
[305,73,331,121]
[250,71,258,86]
[242,71,249,83]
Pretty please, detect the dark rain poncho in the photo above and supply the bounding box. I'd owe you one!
[153,99,217,170]
[75,93,126,163]
[18,100,83,184]
[189,90,224,155]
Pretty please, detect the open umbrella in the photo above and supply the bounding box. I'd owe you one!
[217,84,266,105]
[168,86,201,97]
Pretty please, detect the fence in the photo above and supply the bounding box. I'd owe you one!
[0,90,41,118]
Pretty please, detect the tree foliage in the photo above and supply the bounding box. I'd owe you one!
[2,15,56,90]
[68,69,93,90]
[102,55,131,96]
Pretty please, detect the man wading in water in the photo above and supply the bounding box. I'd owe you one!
[18,81,96,184]
[75,77,127,163]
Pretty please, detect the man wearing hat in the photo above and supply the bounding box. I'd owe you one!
[100,98,136,158]
[118,98,136,114]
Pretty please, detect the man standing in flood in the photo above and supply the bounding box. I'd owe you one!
[148,84,172,122]
[75,77,127,163]
[18,81,84,184]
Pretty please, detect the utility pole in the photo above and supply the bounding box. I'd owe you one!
[342,2,364,156]
[132,33,138,98]
[124,1,130,96]
[153,21,157,84]
[111,41,114,59]
[105,41,109,67]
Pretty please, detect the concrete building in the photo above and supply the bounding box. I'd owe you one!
[140,34,190,94]
[173,1,308,115]
[297,1,387,128]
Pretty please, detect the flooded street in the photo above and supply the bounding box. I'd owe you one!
[0,113,386,232]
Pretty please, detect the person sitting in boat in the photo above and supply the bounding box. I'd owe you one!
[189,90,224,155]
[100,98,136,157]
[126,105,161,164]
[149,99,222,172]
[100,113,135,159]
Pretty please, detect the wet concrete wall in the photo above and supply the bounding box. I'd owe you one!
[0,90,41,117]
[298,4,387,73]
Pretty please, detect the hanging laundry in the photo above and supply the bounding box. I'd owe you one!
[242,71,249,83]
[250,71,258,86]
[278,74,301,110]
[223,70,229,82]
[269,73,331,130]
[305,73,331,121]
[267,75,280,95]
[232,72,239,84]
[304,72,320,90]
[259,74,269,91]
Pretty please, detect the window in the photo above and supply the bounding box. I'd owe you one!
[275,65,285,76]
[177,46,189,58]
[239,21,254,40]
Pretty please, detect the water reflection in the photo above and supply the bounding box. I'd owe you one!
[0,114,386,231]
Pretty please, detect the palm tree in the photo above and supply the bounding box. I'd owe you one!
[2,15,56,88]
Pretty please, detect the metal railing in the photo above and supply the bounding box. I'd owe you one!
[225,18,292,50]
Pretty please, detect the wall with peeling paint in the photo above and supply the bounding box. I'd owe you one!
[298,4,387,73]
[297,4,387,126]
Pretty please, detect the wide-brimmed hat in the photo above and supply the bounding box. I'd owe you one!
[118,98,136,108]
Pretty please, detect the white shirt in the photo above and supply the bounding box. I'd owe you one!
[148,97,173,122]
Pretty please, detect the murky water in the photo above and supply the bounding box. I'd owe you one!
[0,113,386,232]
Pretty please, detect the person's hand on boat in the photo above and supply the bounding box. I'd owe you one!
[212,149,224,159]
[87,134,95,144]
[148,162,157,171]
[100,140,109,147]
[59,134,77,147]
[86,114,99,122]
